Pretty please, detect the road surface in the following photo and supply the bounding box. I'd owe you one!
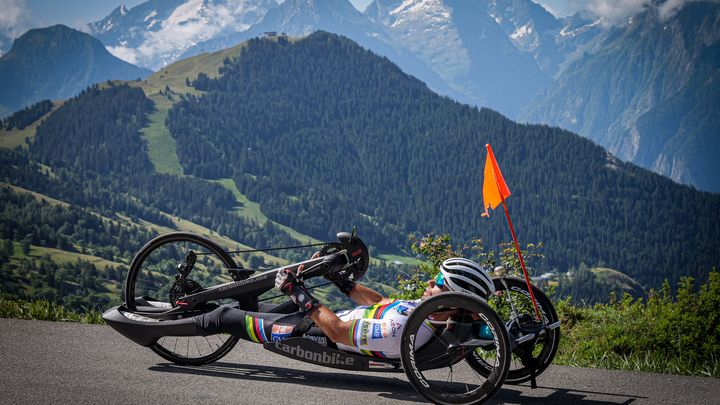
[0,318,717,404]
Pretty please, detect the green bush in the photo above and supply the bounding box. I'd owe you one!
[556,271,720,377]
[391,233,542,300]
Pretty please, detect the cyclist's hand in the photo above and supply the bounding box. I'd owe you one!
[323,262,356,295]
[275,265,304,293]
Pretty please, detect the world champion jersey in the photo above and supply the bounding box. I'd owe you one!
[334,299,434,358]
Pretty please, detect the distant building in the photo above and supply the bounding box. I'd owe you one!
[263,31,277,37]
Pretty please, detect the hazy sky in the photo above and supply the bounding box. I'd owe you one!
[0,0,602,41]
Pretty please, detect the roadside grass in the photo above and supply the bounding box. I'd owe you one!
[0,297,104,324]
[554,273,720,378]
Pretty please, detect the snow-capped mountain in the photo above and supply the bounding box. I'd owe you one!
[88,0,605,117]
[88,0,276,70]
[365,0,553,117]
[485,0,564,74]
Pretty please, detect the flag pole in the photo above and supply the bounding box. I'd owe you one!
[486,144,542,320]
[499,196,542,320]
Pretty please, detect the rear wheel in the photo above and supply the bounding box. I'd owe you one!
[401,292,510,405]
[467,277,560,384]
[124,232,241,365]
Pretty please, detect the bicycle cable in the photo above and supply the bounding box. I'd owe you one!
[257,280,335,302]
[194,241,330,256]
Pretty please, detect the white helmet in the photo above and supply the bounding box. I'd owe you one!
[438,258,495,300]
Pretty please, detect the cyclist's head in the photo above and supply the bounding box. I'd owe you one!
[433,258,495,300]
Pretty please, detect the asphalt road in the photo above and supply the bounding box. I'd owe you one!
[0,318,718,404]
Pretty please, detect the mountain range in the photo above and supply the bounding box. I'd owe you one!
[79,0,718,192]
[88,0,607,118]
[0,25,152,118]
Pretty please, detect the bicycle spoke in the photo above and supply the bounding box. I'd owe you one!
[193,336,202,357]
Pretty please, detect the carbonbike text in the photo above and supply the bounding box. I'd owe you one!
[273,342,355,366]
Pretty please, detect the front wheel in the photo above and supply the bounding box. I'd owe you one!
[401,292,511,405]
[124,232,242,365]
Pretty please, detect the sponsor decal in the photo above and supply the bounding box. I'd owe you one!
[360,321,370,346]
[218,271,274,292]
[371,323,383,339]
[477,311,502,370]
[389,319,399,338]
[303,334,328,346]
[271,324,294,342]
[408,334,429,388]
[396,301,418,316]
[273,342,355,366]
[368,361,395,369]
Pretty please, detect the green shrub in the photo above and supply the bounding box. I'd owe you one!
[556,271,720,377]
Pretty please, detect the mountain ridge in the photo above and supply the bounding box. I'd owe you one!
[0,24,152,118]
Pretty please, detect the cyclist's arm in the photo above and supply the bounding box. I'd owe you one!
[308,305,353,345]
[312,251,389,306]
[347,284,391,306]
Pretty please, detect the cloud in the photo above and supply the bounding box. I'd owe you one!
[0,0,31,39]
[658,0,720,20]
[587,0,651,23]
[106,44,139,65]
[107,0,266,69]
[585,0,720,23]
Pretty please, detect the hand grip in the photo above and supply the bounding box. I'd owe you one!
[300,250,349,280]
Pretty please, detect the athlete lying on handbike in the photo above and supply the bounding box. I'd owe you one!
[193,254,495,358]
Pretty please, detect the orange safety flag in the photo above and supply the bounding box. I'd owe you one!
[481,144,511,217]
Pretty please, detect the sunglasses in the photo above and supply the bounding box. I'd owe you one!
[434,272,445,287]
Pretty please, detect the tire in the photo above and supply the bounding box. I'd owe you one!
[467,277,560,384]
[124,232,241,366]
[401,292,511,405]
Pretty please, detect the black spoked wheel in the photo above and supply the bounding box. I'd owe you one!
[401,292,511,405]
[125,232,241,366]
[467,277,560,384]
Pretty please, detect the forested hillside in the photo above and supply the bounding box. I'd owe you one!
[165,32,719,288]
[0,83,324,308]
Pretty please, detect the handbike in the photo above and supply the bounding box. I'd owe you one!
[103,231,517,404]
